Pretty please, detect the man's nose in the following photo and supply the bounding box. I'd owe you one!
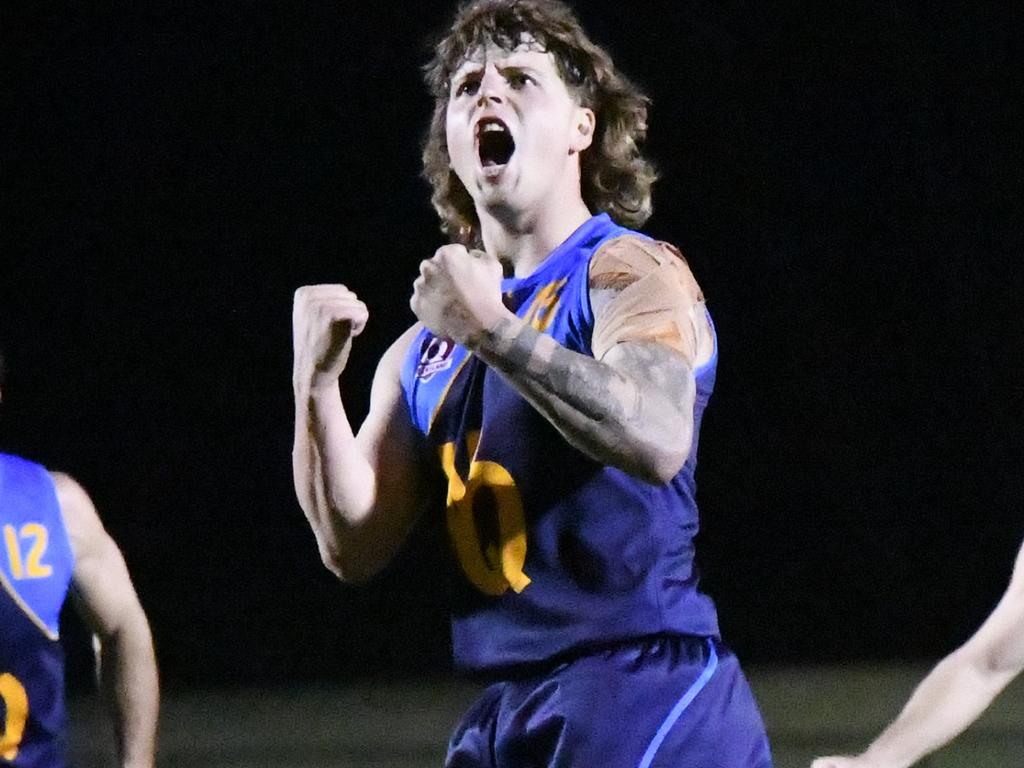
[477,66,505,105]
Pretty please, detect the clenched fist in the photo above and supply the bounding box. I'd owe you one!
[410,245,510,348]
[293,285,368,393]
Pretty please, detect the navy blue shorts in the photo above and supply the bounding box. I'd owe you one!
[446,636,773,768]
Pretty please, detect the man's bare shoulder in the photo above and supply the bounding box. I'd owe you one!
[590,234,704,302]
[589,235,713,366]
[49,471,105,561]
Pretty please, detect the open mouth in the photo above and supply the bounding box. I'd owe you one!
[477,118,515,168]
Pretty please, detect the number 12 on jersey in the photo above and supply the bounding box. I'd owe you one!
[3,524,53,580]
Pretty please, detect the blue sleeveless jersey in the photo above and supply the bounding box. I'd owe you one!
[401,214,720,674]
[0,454,74,768]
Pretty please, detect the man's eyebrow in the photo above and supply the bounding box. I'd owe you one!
[499,61,544,73]
[451,62,484,81]
[455,58,548,80]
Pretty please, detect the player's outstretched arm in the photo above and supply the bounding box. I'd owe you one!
[812,538,1024,768]
[54,473,159,768]
[411,238,709,484]
[293,285,428,581]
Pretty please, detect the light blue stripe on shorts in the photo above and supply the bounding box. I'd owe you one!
[636,638,719,768]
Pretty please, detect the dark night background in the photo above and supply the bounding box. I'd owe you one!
[2,2,1021,687]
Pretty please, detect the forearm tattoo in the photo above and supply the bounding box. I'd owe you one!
[475,317,694,477]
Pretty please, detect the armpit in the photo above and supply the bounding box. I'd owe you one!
[589,236,709,364]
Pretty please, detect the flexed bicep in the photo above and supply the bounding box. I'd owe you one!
[295,323,433,582]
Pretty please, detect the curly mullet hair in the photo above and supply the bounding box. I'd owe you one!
[422,0,658,246]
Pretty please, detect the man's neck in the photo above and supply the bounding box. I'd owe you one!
[479,197,593,278]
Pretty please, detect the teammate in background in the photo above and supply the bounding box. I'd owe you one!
[0,350,159,768]
[293,1,772,765]
[812,538,1024,768]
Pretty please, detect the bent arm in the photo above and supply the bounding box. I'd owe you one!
[814,539,1024,768]
[471,238,710,484]
[861,540,1024,767]
[473,324,694,482]
[55,473,158,768]
[293,324,428,581]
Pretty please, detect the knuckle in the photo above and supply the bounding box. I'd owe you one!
[435,244,464,262]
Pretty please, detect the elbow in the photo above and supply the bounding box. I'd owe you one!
[95,603,155,658]
[636,445,688,485]
[949,642,1019,690]
[301,505,374,582]
[620,441,688,485]
[316,540,354,581]
[304,500,388,583]
[627,420,692,485]
[316,539,380,584]
[976,644,1024,679]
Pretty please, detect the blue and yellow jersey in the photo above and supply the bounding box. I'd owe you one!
[0,453,74,768]
[400,214,721,674]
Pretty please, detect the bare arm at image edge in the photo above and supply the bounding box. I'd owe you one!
[55,472,159,768]
[812,538,1024,768]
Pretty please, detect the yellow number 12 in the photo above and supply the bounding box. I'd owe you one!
[3,524,53,580]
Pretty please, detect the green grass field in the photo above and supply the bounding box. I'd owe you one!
[68,665,1024,767]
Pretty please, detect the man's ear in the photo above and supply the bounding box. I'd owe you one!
[570,107,596,153]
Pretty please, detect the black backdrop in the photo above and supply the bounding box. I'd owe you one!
[3,2,1021,684]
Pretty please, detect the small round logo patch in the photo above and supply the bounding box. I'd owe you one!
[415,336,455,382]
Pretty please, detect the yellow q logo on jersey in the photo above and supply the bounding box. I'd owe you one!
[521,278,567,333]
[0,673,29,761]
[440,431,531,596]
